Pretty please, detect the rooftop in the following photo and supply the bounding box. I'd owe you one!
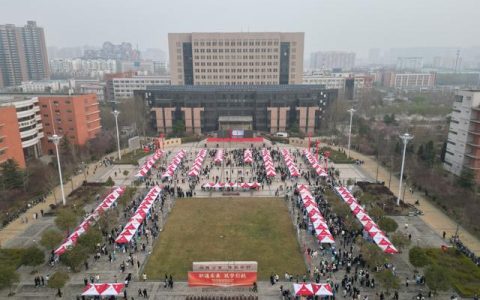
[145,84,328,93]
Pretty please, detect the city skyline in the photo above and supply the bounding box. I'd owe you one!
[1,0,479,58]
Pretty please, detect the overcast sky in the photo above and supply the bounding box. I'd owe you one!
[1,0,479,58]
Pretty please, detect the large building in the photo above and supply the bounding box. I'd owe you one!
[138,85,336,135]
[111,75,170,100]
[0,21,49,88]
[444,90,480,182]
[396,57,423,71]
[0,95,44,165]
[168,32,304,85]
[309,51,355,71]
[382,71,436,90]
[0,106,26,167]
[38,94,101,155]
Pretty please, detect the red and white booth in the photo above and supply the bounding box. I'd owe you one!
[82,283,125,296]
[214,149,224,164]
[115,186,162,244]
[261,148,276,177]
[335,186,398,254]
[161,149,187,178]
[55,186,125,256]
[293,283,334,297]
[202,182,260,190]
[303,149,328,177]
[244,149,253,164]
[135,149,164,177]
[297,184,335,244]
[281,149,300,177]
[187,149,207,177]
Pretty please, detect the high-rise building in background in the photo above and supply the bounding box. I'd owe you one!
[168,32,304,85]
[309,51,355,71]
[83,42,140,61]
[444,90,480,182]
[0,21,49,88]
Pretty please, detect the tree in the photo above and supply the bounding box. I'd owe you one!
[391,232,411,251]
[378,217,398,233]
[0,265,19,293]
[77,228,102,251]
[105,176,114,186]
[40,229,64,250]
[172,119,185,137]
[425,265,450,297]
[0,159,23,190]
[59,246,88,272]
[20,246,45,266]
[409,247,430,267]
[55,209,78,232]
[47,271,69,289]
[457,168,475,189]
[360,242,388,269]
[369,206,385,222]
[376,269,400,294]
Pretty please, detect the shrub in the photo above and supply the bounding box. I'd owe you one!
[40,229,64,250]
[0,265,19,290]
[425,265,450,295]
[20,246,44,266]
[47,271,69,289]
[105,176,114,186]
[409,246,430,267]
[378,217,398,233]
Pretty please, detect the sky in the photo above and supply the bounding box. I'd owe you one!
[1,0,479,58]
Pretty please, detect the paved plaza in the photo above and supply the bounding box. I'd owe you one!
[0,141,472,299]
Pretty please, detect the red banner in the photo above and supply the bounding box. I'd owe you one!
[188,271,257,287]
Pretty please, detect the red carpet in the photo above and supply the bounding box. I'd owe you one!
[207,137,264,143]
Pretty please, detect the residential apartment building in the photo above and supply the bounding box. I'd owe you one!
[38,94,101,155]
[112,75,170,100]
[0,21,49,88]
[168,32,304,85]
[396,57,423,71]
[0,106,25,167]
[382,71,436,90]
[49,58,117,78]
[309,51,355,71]
[444,90,480,182]
[18,80,74,93]
[0,95,44,165]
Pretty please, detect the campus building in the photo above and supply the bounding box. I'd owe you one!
[444,90,480,182]
[137,85,336,135]
[309,51,355,71]
[38,94,101,155]
[382,71,436,90]
[168,32,304,85]
[0,95,45,167]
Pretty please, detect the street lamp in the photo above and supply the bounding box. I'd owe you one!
[347,108,356,158]
[112,110,121,160]
[397,133,413,206]
[49,134,66,206]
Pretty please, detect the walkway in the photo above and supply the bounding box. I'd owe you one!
[329,144,480,255]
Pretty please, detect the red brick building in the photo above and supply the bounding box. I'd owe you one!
[0,106,26,167]
[38,94,101,155]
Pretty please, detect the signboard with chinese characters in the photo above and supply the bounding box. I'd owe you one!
[192,261,257,272]
[188,271,257,287]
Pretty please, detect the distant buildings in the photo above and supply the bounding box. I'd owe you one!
[396,57,423,71]
[83,42,140,61]
[111,75,170,100]
[309,51,355,71]
[302,71,374,97]
[382,71,436,90]
[49,58,118,78]
[0,21,49,88]
[168,32,304,85]
[18,80,75,93]
[444,90,480,182]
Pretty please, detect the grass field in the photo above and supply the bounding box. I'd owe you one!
[144,197,306,280]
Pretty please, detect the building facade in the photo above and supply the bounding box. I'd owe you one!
[168,32,304,85]
[0,95,44,164]
[38,94,101,155]
[309,51,355,71]
[112,75,170,100]
[382,71,436,90]
[0,106,26,167]
[138,85,336,135]
[396,57,423,71]
[444,90,480,182]
[0,21,49,88]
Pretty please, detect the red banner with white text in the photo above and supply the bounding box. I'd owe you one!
[188,271,257,287]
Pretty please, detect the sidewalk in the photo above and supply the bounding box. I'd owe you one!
[0,158,110,247]
[331,144,480,255]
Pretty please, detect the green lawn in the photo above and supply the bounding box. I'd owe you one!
[144,197,306,280]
